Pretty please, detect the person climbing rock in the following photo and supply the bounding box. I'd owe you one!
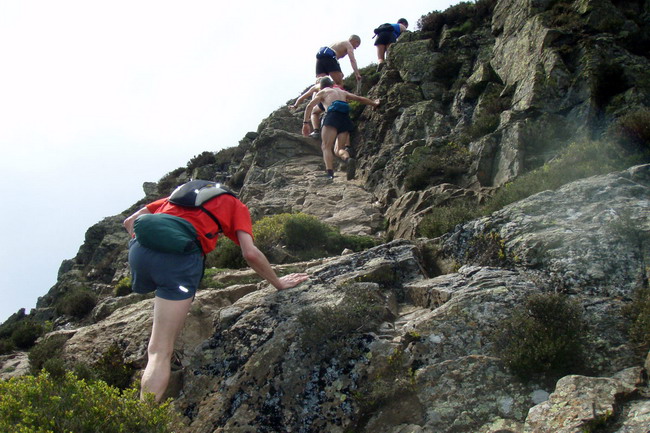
[373,18,408,71]
[301,77,379,180]
[123,181,309,402]
[315,35,362,87]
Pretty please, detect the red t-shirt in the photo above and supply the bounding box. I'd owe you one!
[145,194,253,254]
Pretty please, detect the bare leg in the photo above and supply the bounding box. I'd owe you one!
[321,126,338,171]
[140,296,193,402]
[311,105,323,131]
[334,132,351,161]
[376,45,387,63]
[329,71,344,87]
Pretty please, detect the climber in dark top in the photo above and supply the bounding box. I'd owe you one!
[374,18,408,71]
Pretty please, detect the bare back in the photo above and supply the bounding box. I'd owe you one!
[316,87,350,110]
[329,40,354,59]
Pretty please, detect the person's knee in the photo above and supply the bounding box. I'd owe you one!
[147,340,174,360]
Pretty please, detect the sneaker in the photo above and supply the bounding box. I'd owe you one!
[346,158,357,180]
[326,169,334,181]
[309,130,321,139]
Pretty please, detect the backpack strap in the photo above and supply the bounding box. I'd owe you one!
[199,205,223,238]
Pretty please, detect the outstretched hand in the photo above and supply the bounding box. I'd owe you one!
[276,273,309,290]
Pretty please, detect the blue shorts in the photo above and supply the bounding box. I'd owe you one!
[128,239,203,300]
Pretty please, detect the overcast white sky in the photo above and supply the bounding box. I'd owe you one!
[0,0,457,323]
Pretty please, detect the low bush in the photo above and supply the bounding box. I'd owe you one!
[186,151,216,172]
[0,371,179,433]
[298,284,385,361]
[208,213,379,269]
[623,285,650,354]
[28,334,68,374]
[10,319,44,349]
[494,292,587,379]
[609,107,650,152]
[418,138,641,238]
[418,0,497,35]
[55,288,97,319]
[114,276,132,297]
[404,142,471,191]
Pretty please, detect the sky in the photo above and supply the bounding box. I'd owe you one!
[0,0,457,323]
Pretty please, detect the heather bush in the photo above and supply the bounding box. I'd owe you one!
[0,371,179,433]
[55,288,97,319]
[494,292,587,379]
[208,213,378,269]
[419,138,640,238]
[114,276,132,297]
[623,285,650,355]
[298,284,385,361]
[9,319,44,349]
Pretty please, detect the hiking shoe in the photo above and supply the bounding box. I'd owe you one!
[309,130,321,139]
[325,170,334,181]
[346,158,357,180]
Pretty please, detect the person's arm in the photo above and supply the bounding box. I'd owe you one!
[302,94,321,136]
[123,207,152,238]
[291,86,317,109]
[237,231,309,290]
[347,92,380,107]
[346,44,361,81]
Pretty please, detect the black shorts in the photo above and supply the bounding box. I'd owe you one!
[374,31,397,46]
[316,56,341,76]
[322,110,354,133]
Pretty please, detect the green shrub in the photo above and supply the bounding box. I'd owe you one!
[0,371,179,433]
[418,0,496,34]
[114,276,132,297]
[284,213,333,250]
[208,213,379,269]
[417,199,480,238]
[207,236,247,269]
[609,107,650,152]
[623,285,650,354]
[93,342,138,390]
[355,348,416,411]
[431,53,463,87]
[157,167,186,196]
[404,142,471,191]
[10,320,44,349]
[0,338,15,355]
[55,288,97,319]
[187,151,216,172]
[494,292,587,379]
[28,334,69,374]
[419,138,642,239]
[298,284,385,361]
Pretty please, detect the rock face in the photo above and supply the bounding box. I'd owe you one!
[34,164,647,433]
[2,0,650,432]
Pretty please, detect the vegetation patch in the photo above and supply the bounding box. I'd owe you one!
[418,138,645,238]
[55,288,97,319]
[354,347,416,412]
[208,213,378,269]
[608,107,650,153]
[298,284,385,362]
[114,276,132,297]
[623,284,650,355]
[494,292,587,380]
[418,0,497,36]
[404,142,471,191]
[0,371,179,433]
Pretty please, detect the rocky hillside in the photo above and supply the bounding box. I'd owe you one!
[2,0,650,432]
